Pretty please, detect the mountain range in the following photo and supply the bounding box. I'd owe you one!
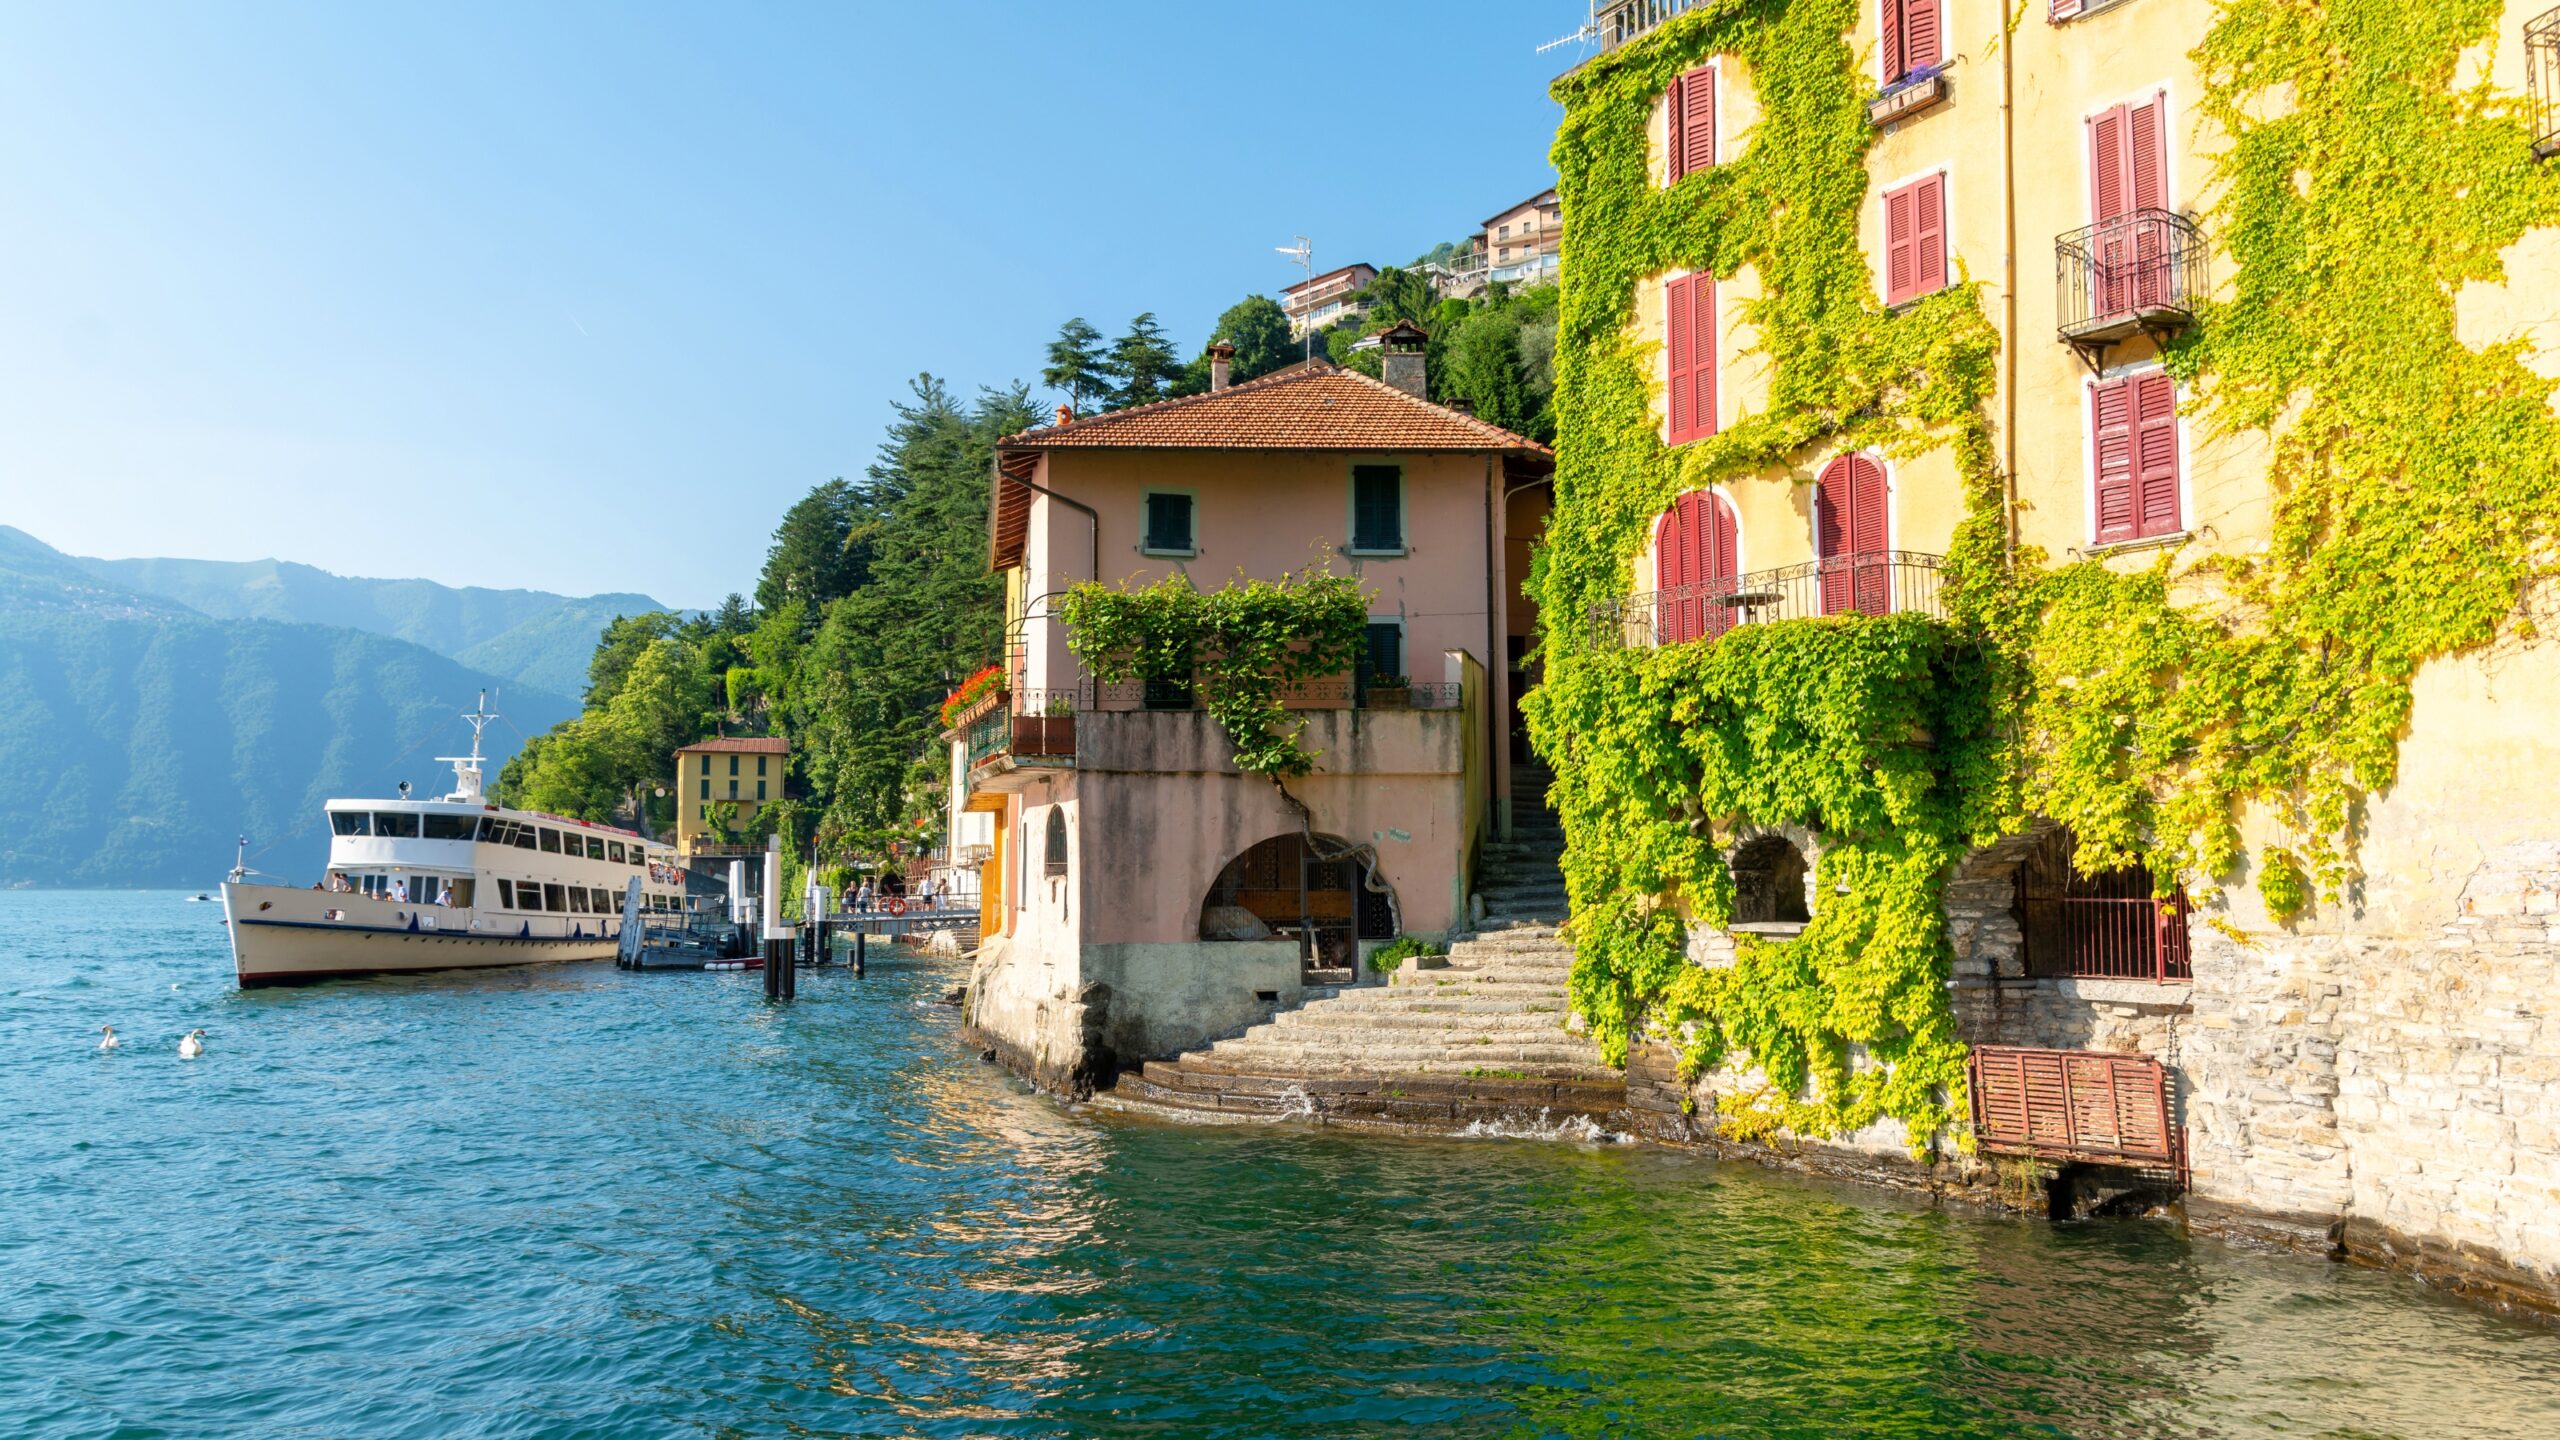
[0,527,665,887]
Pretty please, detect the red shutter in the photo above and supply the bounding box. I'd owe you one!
[2128,93,2167,212]
[1902,0,1941,73]
[1665,274,1715,445]
[2133,372,2181,537]
[2090,104,2130,224]
[1913,173,1945,298]
[1882,0,1905,82]
[1884,185,1915,304]
[1817,455,1889,615]
[1672,65,1716,180]
[2091,378,2137,543]
[1655,491,1739,643]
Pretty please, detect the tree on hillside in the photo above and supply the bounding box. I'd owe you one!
[708,593,754,635]
[756,479,863,615]
[794,376,1040,854]
[1175,294,1298,394]
[585,611,682,708]
[1104,313,1184,410]
[1043,317,1110,417]
[1442,310,1539,438]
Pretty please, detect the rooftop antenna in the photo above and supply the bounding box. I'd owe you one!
[1275,235,1314,359]
[1537,1,1600,53]
[437,689,501,805]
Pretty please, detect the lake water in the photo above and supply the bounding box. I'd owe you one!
[6,890,2560,1438]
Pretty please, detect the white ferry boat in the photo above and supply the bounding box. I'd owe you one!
[221,698,691,987]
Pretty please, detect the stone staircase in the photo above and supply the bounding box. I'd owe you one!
[1099,763,1628,1132]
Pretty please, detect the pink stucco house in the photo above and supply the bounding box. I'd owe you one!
[950,330,1553,1092]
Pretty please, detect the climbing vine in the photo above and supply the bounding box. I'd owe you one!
[1532,0,2012,1149]
[1531,0,2560,1151]
[1056,566,1371,780]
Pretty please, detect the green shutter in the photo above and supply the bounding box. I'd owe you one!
[1145,493,1192,552]
[1352,466,1402,550]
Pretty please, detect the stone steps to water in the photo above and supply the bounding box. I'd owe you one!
[1092,768,1621,1130]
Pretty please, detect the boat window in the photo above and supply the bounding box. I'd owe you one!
[539,829,562,854]
[585,836,606,861]
[523,882,546,911]
[423,814,477,841]
[568,887,590,914]
[330,812,370,837]
[513,825,537,850]
[374,812,422,838]
[496,879,515,908]
[608,841,626,864]
[448,879,473,908]
[543,883,567,912]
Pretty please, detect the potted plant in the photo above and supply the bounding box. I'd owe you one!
[1363,674,1413,709]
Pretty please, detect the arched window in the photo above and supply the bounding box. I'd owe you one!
[1814,453,1889,615]
[1043,807,1069,879]
[1653,489,1739,643]
[1730,834,1811,926]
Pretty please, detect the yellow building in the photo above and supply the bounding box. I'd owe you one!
[1554,0,2560,1310]
[672,736,788,861]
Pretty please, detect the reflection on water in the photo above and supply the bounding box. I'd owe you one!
[2,890,2556,1438]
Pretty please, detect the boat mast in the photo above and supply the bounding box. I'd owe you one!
[439,690,500,804]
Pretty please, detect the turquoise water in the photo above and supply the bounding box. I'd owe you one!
[6,892,2560,1438]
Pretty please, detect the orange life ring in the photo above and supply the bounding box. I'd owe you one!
[882,896,907,917]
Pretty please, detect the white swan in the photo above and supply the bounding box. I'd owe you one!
[98,1025,119,1052]
[178,1029,205,1060]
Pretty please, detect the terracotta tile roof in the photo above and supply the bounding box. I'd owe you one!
[996,361,1550,456]
[675,736,789,754]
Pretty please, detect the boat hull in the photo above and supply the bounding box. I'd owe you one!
[222,883,619,987]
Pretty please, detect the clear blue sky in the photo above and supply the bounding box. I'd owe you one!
[0,2,1578,609]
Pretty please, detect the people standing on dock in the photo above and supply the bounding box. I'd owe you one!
[854,879,874,913]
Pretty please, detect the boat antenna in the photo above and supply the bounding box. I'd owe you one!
[438,689,500,804]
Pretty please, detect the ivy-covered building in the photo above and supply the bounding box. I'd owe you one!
[1537,0,2560,1311]
[951,343,1552,1092]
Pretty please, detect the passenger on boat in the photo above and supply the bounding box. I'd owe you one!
[436,884,454,906]
[392,878,409,903]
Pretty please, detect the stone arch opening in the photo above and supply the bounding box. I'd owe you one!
[1198,832,1397,976]
[1730,833,1812,927]
[1043,807,1068,879]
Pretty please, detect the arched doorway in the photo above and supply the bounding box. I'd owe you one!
[1814,453,1889,615]
[1654,489,1740,643]
[1199,832,1397,977]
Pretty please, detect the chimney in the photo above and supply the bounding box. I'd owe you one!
[1378,320,1428,398]
[1053,403,1073,427]
[1446,396,1477,416]
[1208,340,1236,392]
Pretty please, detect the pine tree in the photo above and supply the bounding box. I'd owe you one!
[1043,317,1109,416]
[1104,312,1183,410]
[755,479,862,613]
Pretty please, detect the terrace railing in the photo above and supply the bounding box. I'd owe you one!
[1586,551,1945,650]
[1590,0,1707,54]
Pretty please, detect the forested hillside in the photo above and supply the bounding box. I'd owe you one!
[0,531,572,886]
[63,543,661,698]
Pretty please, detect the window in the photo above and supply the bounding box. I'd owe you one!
[2091,370,2181,543]
[331,812,370,837]
[543,883,566,912]
[539,828,561,854]
[1499,223,1511,238]
[449,879,474,908]
[1670,64,1716,181]
[497,879,515,908]
[373,812,421,838]
[757,780,768,801]
[1815,454,1891,615]
[1350,465,1404,552]
[729,755,739,775]
[1044,807,1069,879]
[728,779,739,799]
[1143,491,1195,554]
[1361,621,1404,687]
[1665,274,1716,445]
[608,842,626,864]
[586,837,606,861]
[513,825,537,850]
[700,755,710,774]
[756,757,767,776]
[700,778,711,800]
[1883,172,1947,305]
[1883,0,1942,85]
[568,887,591,914]
[424,814,476,841]
[1653,491,1740,644]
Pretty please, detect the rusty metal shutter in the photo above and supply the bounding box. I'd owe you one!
[1969,1046,2184,1181]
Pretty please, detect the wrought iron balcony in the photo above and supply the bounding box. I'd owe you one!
[2531,6,2560,159]
[961,692,1077,782]
[1585,551,1946,650]
[2056,209,2208,369]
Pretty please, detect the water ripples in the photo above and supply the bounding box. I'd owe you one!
[4,890,2559,1437]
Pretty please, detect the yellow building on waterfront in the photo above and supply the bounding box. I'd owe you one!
[672,736,788,862]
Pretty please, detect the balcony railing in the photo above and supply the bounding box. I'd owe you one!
[1585,551,1945,650]
[962,694,1077,778]
[2056,209,2208,364]
[1591,0,1706,54]
[2530,6,2560,159]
